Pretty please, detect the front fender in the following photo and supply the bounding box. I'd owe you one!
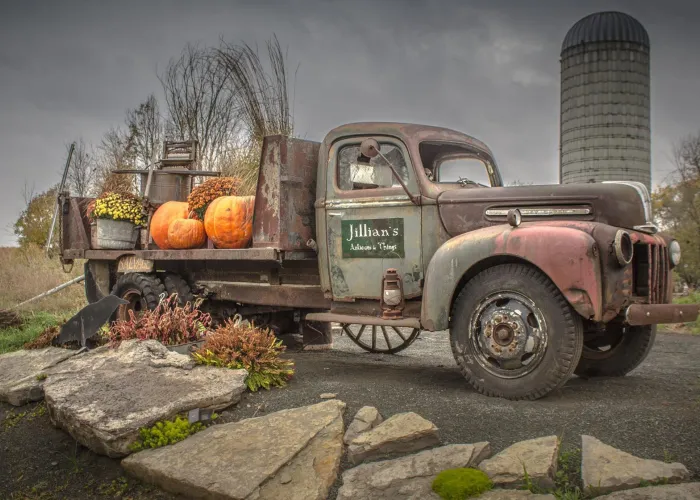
[420,224,603,331]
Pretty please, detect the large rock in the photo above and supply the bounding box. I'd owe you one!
[480,491,556,499]
[479,436,559,489]
[347,411,439,464]
[337,442,491,500]
[581,435,689,494]
[122,400,346,500]
[343,406,383,444]
[594,482,700,499]
[0,347,75,406]
[43,340,247,457]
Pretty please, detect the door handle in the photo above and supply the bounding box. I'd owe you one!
[327,212,343,217]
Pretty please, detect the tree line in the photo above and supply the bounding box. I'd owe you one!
[14,34,295,248]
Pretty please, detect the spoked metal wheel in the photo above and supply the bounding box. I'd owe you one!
[340,323,420,354]
[468,291,548,378]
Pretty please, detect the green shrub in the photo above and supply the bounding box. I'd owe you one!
[129,415,205,452]
[432,468,493,500]
[192,317,294,392]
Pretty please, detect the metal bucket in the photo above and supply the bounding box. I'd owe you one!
[95,219,138,250]
[138,168,192,205]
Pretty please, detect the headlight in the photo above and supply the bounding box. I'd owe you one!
[614,230,634,266]
[669,240,681,267]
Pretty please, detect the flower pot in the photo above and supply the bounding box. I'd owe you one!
[95,219,139,250]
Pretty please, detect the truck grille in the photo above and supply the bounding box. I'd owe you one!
[633,243,669,304]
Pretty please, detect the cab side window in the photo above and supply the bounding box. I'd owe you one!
[337,142,410,191]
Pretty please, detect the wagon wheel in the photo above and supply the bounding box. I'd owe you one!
[340,323,420,354]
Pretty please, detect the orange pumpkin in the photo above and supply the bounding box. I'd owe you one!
[167,218,206,249]
[150,201,189,249]
[204,195,255,249]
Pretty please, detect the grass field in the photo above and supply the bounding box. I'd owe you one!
[0,244,86,353]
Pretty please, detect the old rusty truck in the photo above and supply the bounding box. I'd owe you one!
[58,122,700,400]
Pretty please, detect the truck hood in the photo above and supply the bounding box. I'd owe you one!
[437,182,648,236]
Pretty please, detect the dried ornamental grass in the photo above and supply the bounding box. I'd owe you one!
[192,317,294,392]
[187,177,243,220]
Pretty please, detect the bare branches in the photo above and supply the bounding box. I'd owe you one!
[94,127,137,195]
[66,138,97,197]
[126,94,163,169]
[158,43,240,170]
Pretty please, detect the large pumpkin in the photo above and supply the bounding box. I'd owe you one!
[167,218,206,249]
[204,195,255,249]
[150,201,189,249]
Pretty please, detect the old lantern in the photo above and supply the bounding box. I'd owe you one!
[380,268,405,319]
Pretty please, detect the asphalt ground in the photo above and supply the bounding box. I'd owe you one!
[2,330,698,499]
[223,329,700,497]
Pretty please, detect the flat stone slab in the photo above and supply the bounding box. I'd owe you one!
[343,406,383,445]
[347,411,439,464]
[480,491,556,499]
[337,442,491,500]
[0,347,76,406]
[43,340,247,457]
[594,482,700,499]
[479,435,559,489]
[581,435,689,494]
[122,400,346,500]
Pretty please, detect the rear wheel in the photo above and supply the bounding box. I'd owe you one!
[574,325,656,377]
[162,273,194,306]
[111,273,166,322]
[450,263,583,400]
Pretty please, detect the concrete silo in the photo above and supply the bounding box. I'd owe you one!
[560,11,651,191]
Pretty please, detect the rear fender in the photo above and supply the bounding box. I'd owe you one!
[420,224,602,331]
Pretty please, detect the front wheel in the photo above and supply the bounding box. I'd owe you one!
[450,263,583,400]
[575,325,656,377]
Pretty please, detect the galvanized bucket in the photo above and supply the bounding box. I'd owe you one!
[95,219,138,250]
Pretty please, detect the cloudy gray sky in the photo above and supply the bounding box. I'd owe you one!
[1,0,698,246]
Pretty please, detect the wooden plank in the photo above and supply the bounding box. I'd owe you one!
[81,248,280,262]
[303,312,421,329]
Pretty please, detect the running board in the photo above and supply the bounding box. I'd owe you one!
[303,312,421,329]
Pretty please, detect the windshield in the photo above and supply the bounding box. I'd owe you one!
[435,156,492,186]
[419,141,495,188]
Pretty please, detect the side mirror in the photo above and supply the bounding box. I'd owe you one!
[360,138,380,159]
[357,138,419,205]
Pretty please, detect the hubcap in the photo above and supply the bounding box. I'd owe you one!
[469,291,548,378]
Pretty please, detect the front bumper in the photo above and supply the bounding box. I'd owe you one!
[625,303,700,326]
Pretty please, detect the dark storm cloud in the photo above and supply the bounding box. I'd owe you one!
[1,0,699,244]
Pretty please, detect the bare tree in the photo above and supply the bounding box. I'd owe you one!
[65,138,97,197]
[126,94,163,169]
[159,43,240,170]
[94,127,137,194]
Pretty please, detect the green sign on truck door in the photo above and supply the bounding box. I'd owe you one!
[341,218,405,258]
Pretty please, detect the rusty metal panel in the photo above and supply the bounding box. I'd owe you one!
[83,248,280,261]
[421,223,603,331]
[252,135,321,251]
[61,195,92,252]
[196,281,330,309]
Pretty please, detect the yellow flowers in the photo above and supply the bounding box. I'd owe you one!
[92,192,146,226]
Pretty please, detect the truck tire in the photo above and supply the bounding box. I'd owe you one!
[163,273,195,307]
[574,325,656,378]
[450,263,583,400]
[111,273,166,322]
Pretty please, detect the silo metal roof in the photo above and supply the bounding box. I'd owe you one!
[561,11,649,52]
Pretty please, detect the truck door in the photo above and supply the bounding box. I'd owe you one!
[324,136,423,301]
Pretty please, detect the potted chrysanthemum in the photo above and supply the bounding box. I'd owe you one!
[89,191,146,249]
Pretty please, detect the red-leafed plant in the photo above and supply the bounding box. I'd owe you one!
[192,317,294,392]
[107,295,211,347]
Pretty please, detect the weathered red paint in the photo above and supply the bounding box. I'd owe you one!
[420,223,603,332]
